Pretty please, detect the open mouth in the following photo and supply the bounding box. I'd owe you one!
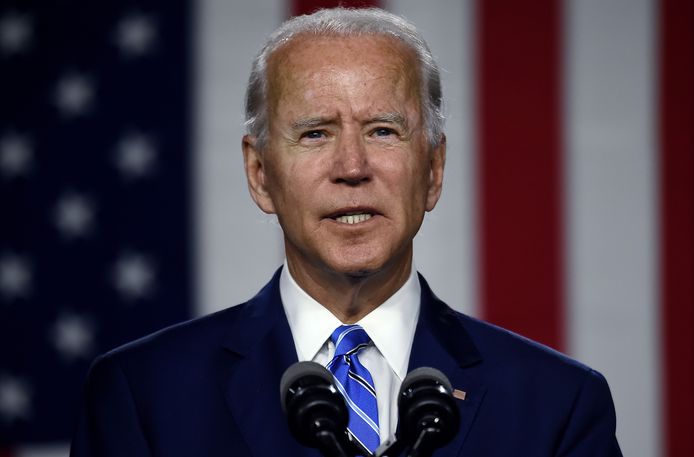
[332,212,373,225]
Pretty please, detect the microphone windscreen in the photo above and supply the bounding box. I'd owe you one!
[399,366,453,394]
[397,366,460,452]
[280,361,334,413]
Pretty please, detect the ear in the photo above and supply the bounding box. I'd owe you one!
[242,135,277,214]
[425,134,446,212]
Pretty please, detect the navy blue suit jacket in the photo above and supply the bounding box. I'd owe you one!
[71,269,622,456]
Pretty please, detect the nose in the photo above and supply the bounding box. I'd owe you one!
[330,129,371,185]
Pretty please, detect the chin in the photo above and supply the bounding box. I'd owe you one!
[322,249,391,278]
[344,269,375,279]
[324,260,381,277]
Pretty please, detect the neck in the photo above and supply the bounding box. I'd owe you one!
[285,250,413,324]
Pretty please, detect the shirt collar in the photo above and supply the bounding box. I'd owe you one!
[280,261,421,381]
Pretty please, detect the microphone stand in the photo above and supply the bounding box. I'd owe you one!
[313,429,351,457]
[312,427,378,457]
[344,432,376,457]
[405,425,444,457]
[374,437,406,457]
[374,426,444,457]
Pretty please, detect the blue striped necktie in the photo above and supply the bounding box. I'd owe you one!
[326,324,380,455]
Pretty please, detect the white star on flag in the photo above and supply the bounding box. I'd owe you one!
[115,13,157,57]
[0,132,33,178]
[0,254,32,300]
[0,12,32,55]
[115,131,157,178]
[49,313,95,361]
[113,252,156,300]
[0,375,31,423]
[54,192,95,238]
[54,73,95,117]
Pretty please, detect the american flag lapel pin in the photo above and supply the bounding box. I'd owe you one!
[453,389,467,401]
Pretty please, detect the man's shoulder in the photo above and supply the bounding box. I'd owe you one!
[419,276,595,381]
[422,298,620,454]
[465,313,585,366]
[96,269,283,370]
[441,304,602,386]
[95,302,251,373]
[441,307,613,416]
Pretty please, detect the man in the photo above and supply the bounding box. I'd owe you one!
[71,8,622,456]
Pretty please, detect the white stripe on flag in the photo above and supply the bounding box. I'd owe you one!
[194,0,286,316]
[563,1,660,456]
[387,0,478,316]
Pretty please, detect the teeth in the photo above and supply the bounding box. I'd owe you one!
[335,213,372,224]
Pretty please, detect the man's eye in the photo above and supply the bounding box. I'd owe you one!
[301,130,325,140]
[373,127,396,137]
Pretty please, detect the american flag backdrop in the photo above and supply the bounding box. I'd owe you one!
[0,1,691,456]
[0,0,194,451]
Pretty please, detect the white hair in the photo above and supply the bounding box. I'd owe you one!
[244,7,445,150]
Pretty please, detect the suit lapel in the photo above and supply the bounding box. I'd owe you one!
[408,274,487,456]
[218,269,321,457]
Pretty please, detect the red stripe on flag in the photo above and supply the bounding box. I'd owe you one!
[477,1,564,350]
[291,0,381,17]
[660,0,694,454]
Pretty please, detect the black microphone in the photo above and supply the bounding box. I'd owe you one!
[396,367,460,457]
[280,361,352,457]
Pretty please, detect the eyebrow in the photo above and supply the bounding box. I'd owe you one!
[290,112,409,131]
[290,117,332,131]
[368,112,408,128]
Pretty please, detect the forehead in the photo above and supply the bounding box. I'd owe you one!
[266,34,421,113]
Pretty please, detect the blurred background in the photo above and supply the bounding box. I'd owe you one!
[0,0,691,456]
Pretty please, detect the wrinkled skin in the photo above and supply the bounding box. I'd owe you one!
[243,34,445,322]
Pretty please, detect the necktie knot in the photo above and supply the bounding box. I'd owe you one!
[330,324,371,358]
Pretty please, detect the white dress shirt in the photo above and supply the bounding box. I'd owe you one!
[280,262,421,443]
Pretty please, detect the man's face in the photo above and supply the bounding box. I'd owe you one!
[244,35,445,279]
